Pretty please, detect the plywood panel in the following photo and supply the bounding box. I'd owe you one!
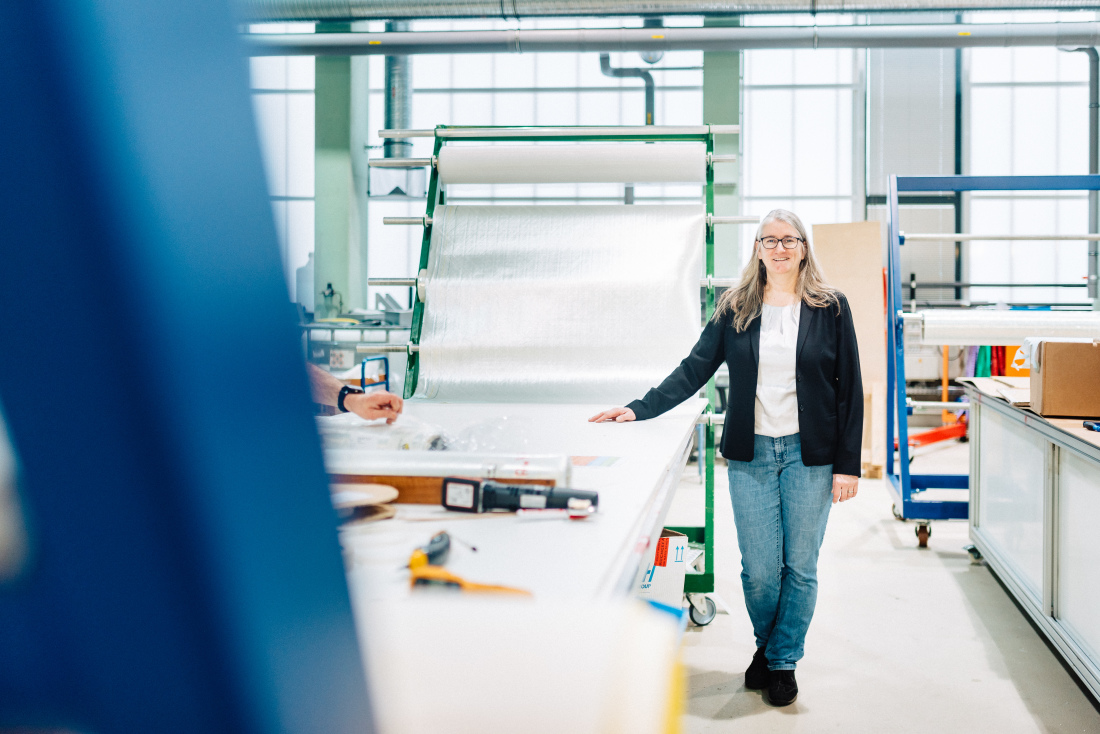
[813,222,888,471]
[812,221,887,386]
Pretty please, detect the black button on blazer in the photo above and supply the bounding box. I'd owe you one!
[626,294,864,477]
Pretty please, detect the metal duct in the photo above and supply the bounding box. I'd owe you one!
[240,0,1100,22]
[384,20,412,158]
[247,22,1100,55]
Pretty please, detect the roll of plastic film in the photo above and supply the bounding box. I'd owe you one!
[323,450,572,486]
[918,310,1100,346]
[436,143,707,185]
[416,204,706,403]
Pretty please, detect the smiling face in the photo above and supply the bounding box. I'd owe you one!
[757,218,805,280]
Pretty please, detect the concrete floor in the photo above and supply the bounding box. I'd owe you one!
[667,442,1100,733]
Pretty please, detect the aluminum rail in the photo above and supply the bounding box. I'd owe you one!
[239,0,1100,22]
[378,124,740,137]
[908,400,968,413]
[383,216,431,225]
[367,276,743,287]
[382,215,757,225]
[902,233,1100,241]
[354,343,420,354]
[369,157,434,168]
[245,23,1100,56]
[909,281,1087,288]
[366,153,736,167]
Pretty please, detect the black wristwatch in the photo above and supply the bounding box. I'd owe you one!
[337,385,364,413]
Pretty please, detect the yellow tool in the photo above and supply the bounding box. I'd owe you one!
[409,565,531,596]
[407,531,529,595]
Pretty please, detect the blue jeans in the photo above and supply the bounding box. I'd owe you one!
[727,433,833,671]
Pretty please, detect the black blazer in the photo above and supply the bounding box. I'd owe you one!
[627,295,864,476]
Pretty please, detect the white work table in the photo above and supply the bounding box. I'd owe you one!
[963,379,1100,702]
[334,399,706,605]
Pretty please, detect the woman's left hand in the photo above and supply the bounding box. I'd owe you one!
[832,474,859,504]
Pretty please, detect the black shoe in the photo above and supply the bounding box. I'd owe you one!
[767,669,798,706]
[744,647,770,690]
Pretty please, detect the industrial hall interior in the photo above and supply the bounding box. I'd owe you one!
[6,0,1100,732]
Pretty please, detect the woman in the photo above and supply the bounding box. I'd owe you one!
[590,209,862,707]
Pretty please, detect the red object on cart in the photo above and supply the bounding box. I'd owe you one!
[895,415,968,450]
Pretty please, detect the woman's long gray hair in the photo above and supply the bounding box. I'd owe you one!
[714,208,838,333]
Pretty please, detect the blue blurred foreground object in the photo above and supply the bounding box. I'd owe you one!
[0,1,373,732]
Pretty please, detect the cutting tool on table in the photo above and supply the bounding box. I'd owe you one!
[407,531,529,596]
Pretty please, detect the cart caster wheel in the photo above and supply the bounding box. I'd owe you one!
[688,597,717,626]
[916,523,931,548]
[964,544,983,564]
[891,504,904,521]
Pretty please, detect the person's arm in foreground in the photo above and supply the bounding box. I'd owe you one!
[307,362,404,424]
[590,315,726,423]
[831,295,864,503]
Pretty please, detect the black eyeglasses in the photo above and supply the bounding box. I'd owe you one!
[757,236,803,250]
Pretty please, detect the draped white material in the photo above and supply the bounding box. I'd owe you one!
[415,204,705,403]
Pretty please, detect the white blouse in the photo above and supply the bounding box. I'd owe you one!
[754,302,801,438]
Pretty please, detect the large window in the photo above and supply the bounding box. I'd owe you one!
[966,10,1096,307]
[741,14,863,263]
[250,23,316,303]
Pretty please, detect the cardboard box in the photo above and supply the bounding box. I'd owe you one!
[1030,341,1100,418]
[637,529,688,608]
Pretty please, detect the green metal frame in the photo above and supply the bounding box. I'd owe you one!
[402,132,444,400]
[402,124,719,596]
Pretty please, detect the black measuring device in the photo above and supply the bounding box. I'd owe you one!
[441,478,598,514]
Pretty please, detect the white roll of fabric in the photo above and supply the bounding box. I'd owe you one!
[918,309,1100,346]
[416,204,706,403]
[436,143,707,184]
[323,450,573,486]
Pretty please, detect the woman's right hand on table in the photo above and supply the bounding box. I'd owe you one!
[588,407,636,423]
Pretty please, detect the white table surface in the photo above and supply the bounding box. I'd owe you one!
[336,399,707,604]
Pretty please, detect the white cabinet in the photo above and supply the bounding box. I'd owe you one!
[975,408,1047,600]
[967,390,1100,702]
[1057,448,1100,665]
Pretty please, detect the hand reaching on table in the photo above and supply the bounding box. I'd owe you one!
[588,407,636,423]
[345,391,404,424]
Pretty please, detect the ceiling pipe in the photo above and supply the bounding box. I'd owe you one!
[600,54,655,125]
[239,0,1100,22]
[246,22,1100,56]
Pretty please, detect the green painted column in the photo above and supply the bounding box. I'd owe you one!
[703,16,742,278]
[314,23,358,316]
